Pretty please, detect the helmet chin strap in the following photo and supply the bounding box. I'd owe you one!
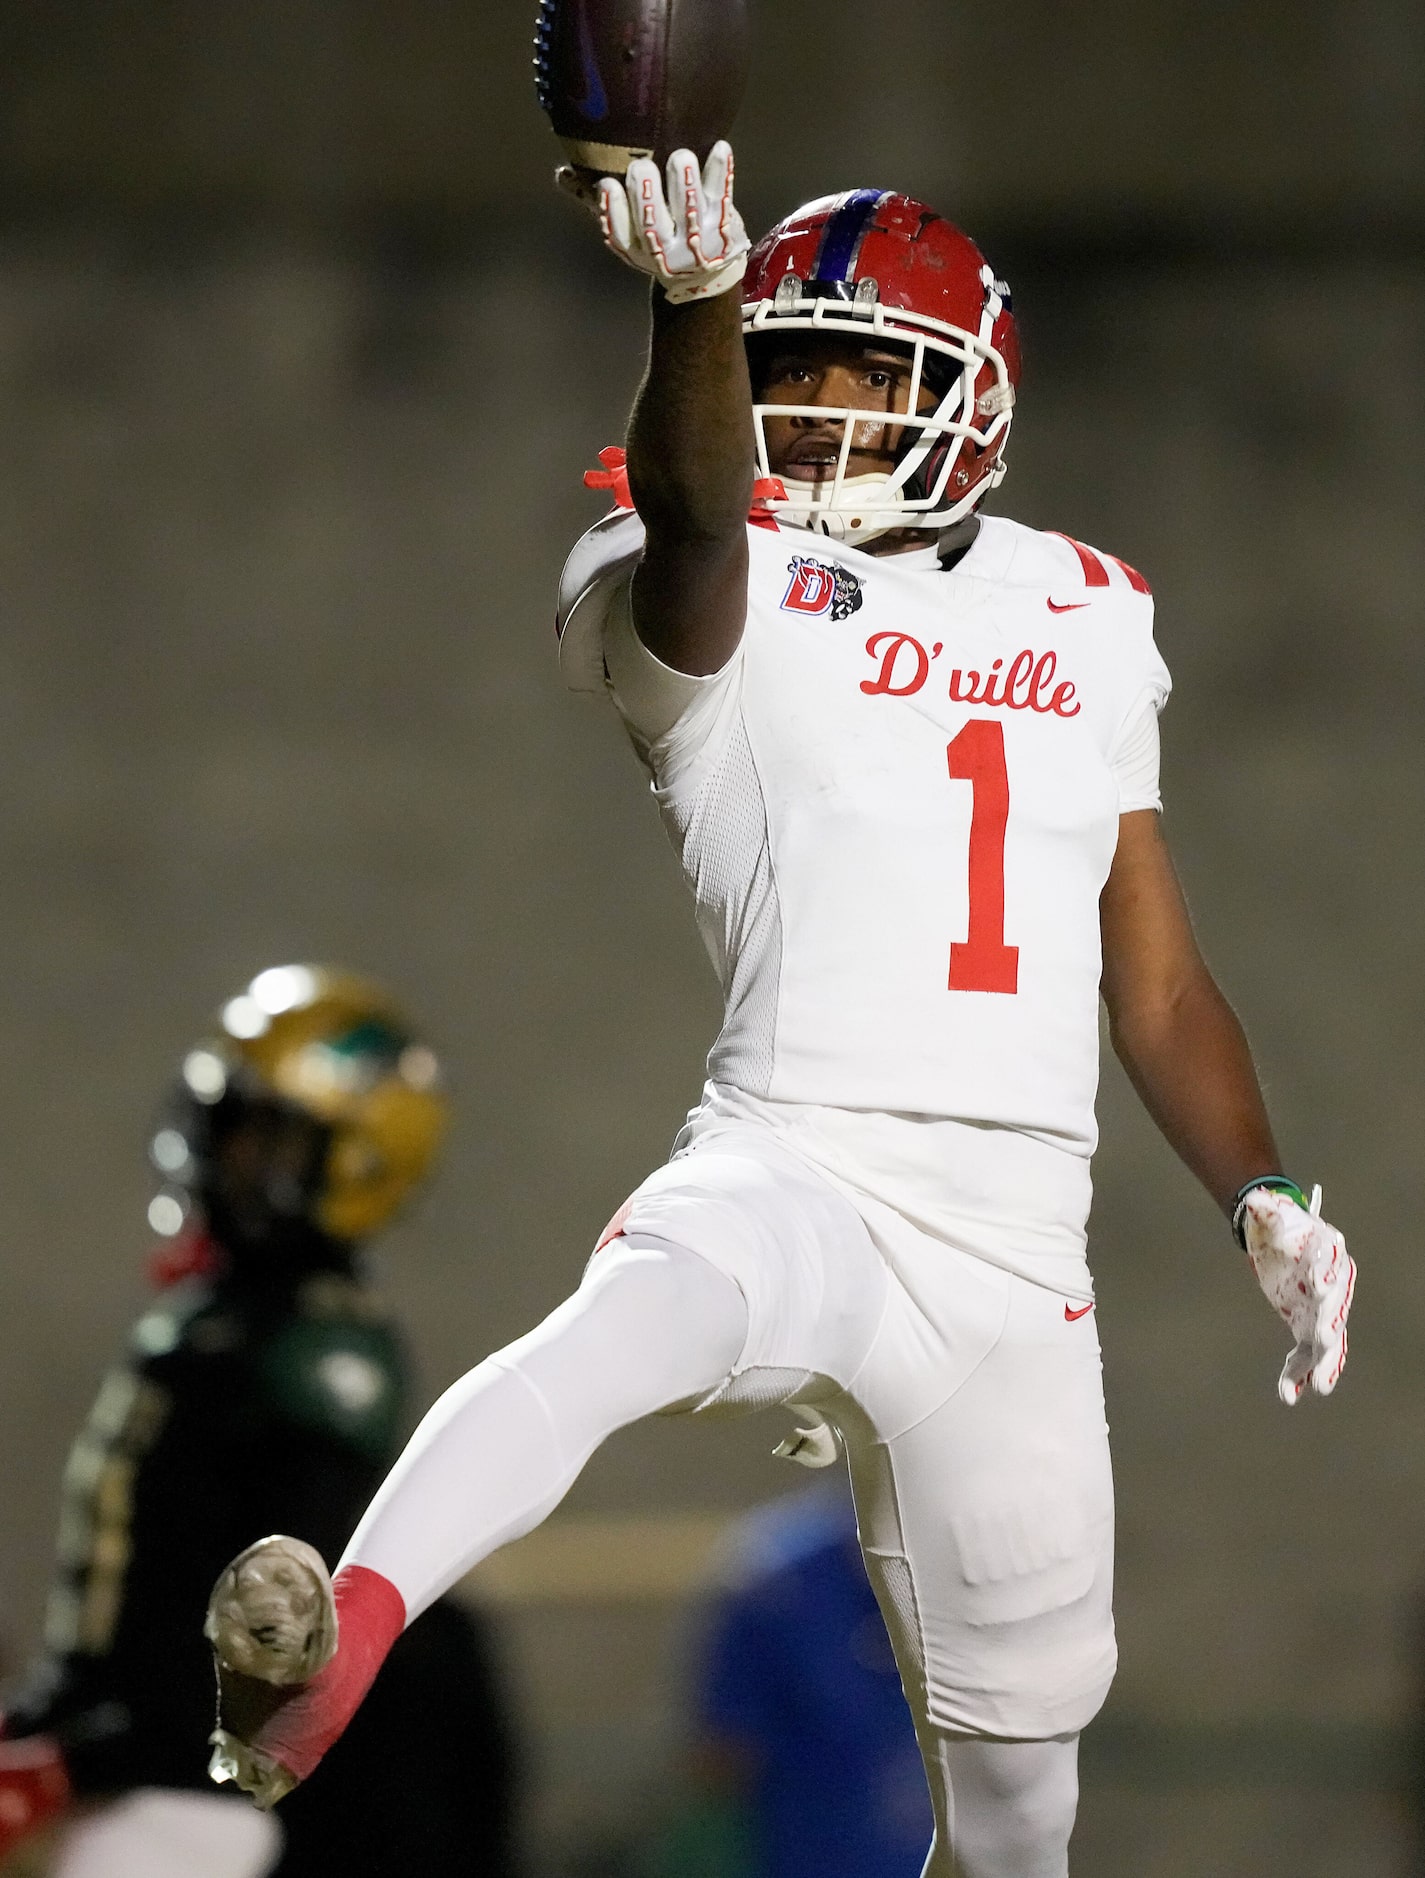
[779,503,983,564]
[778,472,908,546]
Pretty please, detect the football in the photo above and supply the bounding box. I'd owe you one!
[534,0,751,179]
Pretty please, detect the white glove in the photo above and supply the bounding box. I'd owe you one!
[1242,1186,1355,1405]
[597,143,749,304]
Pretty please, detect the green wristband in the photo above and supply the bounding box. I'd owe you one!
[1231,1175,1309,1250]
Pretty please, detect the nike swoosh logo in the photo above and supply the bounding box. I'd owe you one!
[1064,1302,1096,1321]
[1047,599,1090,613]
[574,0,610,121]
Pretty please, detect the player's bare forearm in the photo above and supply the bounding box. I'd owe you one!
[1110,965,1279,1213]
[1101,810,1280,1215]
[627,287,752,673]
[628,286,752,533]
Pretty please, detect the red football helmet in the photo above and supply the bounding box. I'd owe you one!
[742,191,1020,544]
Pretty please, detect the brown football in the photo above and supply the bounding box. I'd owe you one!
[534,0,751,178]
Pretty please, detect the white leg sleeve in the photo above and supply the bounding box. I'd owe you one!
[339,1235,748,1618]
[920,1733,1080,1878]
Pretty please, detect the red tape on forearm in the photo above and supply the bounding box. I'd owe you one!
[252,1565,406,1783]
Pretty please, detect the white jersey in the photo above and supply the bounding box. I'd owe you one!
[556,511,1170,1291]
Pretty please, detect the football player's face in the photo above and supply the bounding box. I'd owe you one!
[756,335,940,483]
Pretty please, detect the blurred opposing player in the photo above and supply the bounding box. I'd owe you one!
[0,967,518,1878]
[201,157,1355,1877]
[682,1481,933,1878]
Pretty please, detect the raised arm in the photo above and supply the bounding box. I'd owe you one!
[592,145,754,675]
[626,289,753,673]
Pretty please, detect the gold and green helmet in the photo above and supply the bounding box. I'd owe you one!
[154,965,449,1244]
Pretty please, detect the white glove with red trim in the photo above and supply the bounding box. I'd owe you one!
[1241,1185,1355,1405]
[596,143,749,304]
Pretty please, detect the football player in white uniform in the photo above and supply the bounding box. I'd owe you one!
[200,150,1355,1877]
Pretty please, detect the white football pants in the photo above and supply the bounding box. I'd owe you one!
[343,1137,1114,1876]
[50,1789,282,1878]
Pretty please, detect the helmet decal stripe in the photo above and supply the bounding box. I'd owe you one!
[811,189,889,285]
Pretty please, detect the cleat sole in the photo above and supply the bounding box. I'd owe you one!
[205,1535,338,1686]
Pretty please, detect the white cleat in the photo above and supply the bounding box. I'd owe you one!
[204,1535,338,1808]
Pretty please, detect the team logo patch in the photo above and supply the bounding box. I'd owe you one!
[781,555,864,621]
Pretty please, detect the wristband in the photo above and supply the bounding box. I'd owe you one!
[1231,1175,1309,1250]
[660,252,748,306]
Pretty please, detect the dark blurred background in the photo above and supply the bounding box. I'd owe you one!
[0,2,1421,1872]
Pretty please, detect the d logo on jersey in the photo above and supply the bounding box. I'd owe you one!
[782,556,864,622]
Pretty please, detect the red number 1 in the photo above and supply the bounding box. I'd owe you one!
[947,719,1019,994]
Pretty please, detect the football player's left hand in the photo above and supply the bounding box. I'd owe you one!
[593,143,749,304]
[1241,1186,1355,1405]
